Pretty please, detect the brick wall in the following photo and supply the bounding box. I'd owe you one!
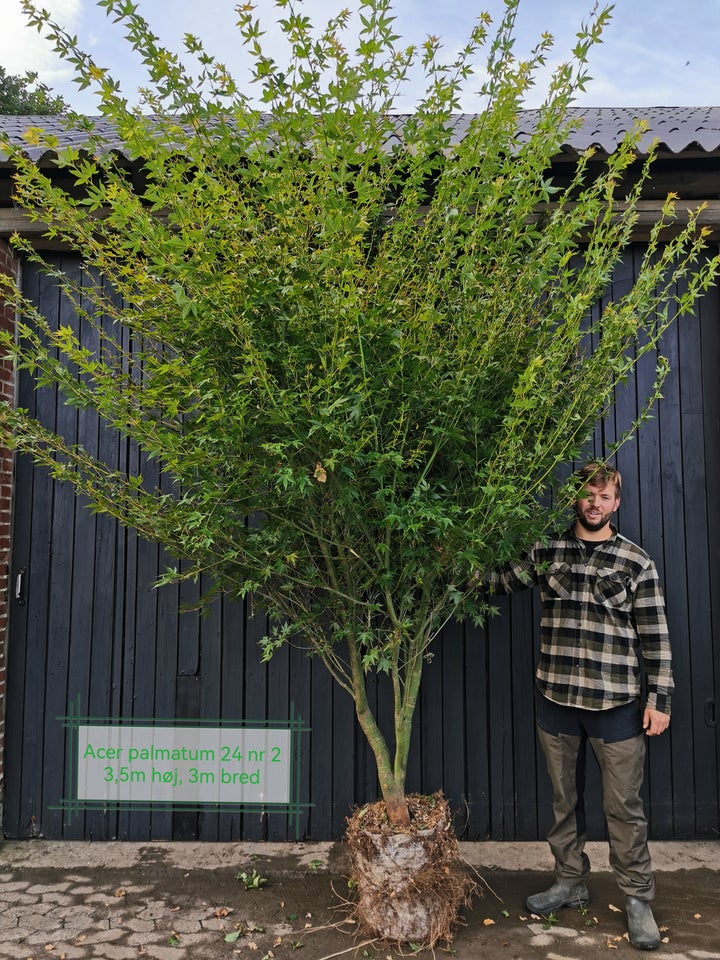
[0,238,18,831]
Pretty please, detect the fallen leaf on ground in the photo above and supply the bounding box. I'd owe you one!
[114,889,126,898]
[662,937,670,944]
[694,913,702,920]
[483,919,495,926]
[214,907,232,918]
[606,941,618,950]
[608,903,622,913]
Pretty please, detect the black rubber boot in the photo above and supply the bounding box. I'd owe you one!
[526,880,589,914]
[626,896,661,950]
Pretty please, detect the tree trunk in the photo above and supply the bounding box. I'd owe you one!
[383,791,410,828]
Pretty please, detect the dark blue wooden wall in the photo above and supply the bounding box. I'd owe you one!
[4,248,719,841]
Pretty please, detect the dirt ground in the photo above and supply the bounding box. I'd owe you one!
[1,840,719,960]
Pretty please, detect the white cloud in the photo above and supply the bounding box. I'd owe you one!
[0,0,83,81]
[2,0,719,112]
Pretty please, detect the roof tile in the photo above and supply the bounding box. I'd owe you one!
[2,107,720,163]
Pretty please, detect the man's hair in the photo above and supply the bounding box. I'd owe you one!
[575,461,622,494]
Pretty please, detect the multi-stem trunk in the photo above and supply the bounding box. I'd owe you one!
[313,524,428,827]
[345,623,428,828]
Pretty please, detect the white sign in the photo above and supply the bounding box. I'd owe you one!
[76,725,291,804]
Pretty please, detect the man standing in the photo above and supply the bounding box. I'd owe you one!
[486,462,672,951]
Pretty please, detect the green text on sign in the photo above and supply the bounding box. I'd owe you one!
[77,725,291,804]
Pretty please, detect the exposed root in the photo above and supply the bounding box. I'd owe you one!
[345,793,476,949]
[464,859,504,903]
[315,940,381,960]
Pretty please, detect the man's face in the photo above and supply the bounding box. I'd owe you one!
[574,481,620,533]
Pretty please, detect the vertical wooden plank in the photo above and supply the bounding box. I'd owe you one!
[656,286,695,838]
[464,619,490,839]
[441,620,466,825]
[117,383,141,840]
[510,592,540,839]
[4,260,43,837]
[243,605,269,839]
[218,596,246,840]
[309,653,333,837]
[194,590,222,841]
[62,263,101,842]
[331,675,357,837]
[171,675,201,839]
[419,631,444,796]
[532,590,555,840]
[107,294,131,840]
[42,256,82,840]
[699,253,720,839]
[287,635,312,839]
[177,573,201,677]
[604,246,637,474]
[623,250,672,838]
[150,545,179,840]
[127,480,160,840]
[263,620,289,841]
[677,287,718,837]
[84,502,121,841]
[84,278,124,839]
[173,573,200,838]
[486,596,514,838]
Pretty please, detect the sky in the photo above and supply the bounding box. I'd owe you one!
[2,0,720,113]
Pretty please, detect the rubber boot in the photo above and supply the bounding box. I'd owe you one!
[526,880,589,914]
[625,896,661,950]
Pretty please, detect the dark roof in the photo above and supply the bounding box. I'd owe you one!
[517,106,720,156]
[2,106,720,164]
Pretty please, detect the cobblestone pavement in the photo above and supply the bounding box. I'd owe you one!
[0,840,718,959]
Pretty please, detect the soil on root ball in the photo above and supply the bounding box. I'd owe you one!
[345,792,475,948]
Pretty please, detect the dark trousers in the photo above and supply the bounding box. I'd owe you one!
[536,694,655,900]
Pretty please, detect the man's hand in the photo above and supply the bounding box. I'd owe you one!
[643,707,670,736]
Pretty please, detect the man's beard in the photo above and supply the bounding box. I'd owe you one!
[575,502,612,532]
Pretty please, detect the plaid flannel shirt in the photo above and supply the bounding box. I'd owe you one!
[487,527,674,714]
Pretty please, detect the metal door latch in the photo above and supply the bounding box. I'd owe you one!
[14,567,26,605]
[705,699,717,728]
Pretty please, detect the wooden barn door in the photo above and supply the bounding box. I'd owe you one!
[4,249,720,841]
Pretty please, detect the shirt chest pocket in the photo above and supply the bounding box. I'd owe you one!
[543,563,573,600]
[593,568,632,608]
